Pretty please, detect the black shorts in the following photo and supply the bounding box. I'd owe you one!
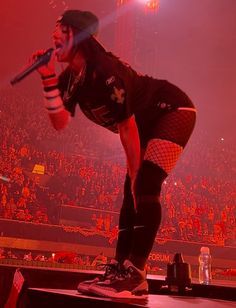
[136,81,196,148]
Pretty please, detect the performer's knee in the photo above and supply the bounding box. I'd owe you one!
[135,160,167,197]
[135,160,165,228]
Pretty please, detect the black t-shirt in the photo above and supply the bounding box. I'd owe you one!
[58,52,193,134]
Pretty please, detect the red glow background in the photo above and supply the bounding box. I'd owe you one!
[0,0,235,270]
[1,0,236,136]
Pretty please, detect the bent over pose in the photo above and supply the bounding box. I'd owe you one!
[33,10,196,299]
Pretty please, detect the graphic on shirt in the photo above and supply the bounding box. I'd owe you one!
[106,76,115,85]
[111,86,125,104]
[81,103,118,133]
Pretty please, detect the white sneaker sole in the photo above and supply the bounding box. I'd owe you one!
[89,281,148,299]
[77,279,99,294]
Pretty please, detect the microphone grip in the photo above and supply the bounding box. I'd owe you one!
[10,48,54,86]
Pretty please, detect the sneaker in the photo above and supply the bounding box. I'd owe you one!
[89,260,148,299]
[77,259,120,294]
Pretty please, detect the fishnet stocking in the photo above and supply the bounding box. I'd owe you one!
[144,139,183,174]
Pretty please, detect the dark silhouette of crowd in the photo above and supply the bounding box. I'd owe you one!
[0,88,235,246]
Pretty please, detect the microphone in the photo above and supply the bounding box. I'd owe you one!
[10,48,54,86]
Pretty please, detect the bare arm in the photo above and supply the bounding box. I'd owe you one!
[32,49,71,131]
[43,79,71,131]
[47,108,71,131]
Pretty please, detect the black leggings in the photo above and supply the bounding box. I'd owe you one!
[115,109,196,267]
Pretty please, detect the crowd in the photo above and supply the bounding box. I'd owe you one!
[0,247,170,275]
[1,247,235,280]
[0,247,106,268]
[0,88,235,246]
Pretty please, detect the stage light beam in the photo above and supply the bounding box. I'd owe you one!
[137,0,160,10]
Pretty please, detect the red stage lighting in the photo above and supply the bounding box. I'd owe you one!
[117,0,130,5]
[145,0,159,10]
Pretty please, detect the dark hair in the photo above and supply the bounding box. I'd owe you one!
[71,30,106,62]
[58,9,120,65]
[58,10,99,36]
[58,10,104,62]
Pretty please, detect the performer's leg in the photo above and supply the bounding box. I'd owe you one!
[129,109,196,270]
[129,160,166,270]
[89,109,196,298]
[115,173,136,264]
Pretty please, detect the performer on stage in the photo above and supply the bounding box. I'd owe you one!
[32,10,196,298]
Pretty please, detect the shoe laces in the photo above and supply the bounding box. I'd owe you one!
[113,266,132,281]
[114,265,144,281]
[98,262,120,279]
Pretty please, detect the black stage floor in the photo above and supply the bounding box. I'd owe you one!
[24,288,236,308]
[1,264,235,307]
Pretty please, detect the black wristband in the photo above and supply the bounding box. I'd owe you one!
[41,74,57,80]
[43,85,59,92]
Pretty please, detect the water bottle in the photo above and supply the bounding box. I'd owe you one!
[198,246,212,285]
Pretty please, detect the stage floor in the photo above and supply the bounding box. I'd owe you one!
[25,288,236,308]
[1,264,236,307]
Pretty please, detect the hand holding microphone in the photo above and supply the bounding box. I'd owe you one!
[10,48,56,85]
[32,48,57,77]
